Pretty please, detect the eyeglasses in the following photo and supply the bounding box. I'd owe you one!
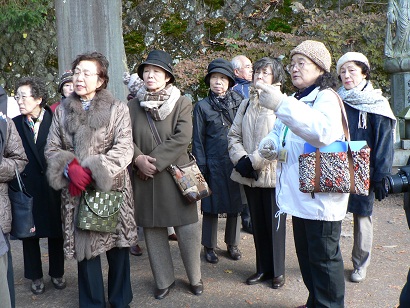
[254,70,273,77]
[286,61,314,73]
[14,95,33,102]
[73,69,98,79]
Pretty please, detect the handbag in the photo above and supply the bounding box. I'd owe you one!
[145,112,212,203]
[8,166,36,238]
[298,94,371,196]
[77,189,123,233]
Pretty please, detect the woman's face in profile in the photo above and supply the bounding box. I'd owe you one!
[209,72,229,96]
[142,64,170,92]
[73,60,103,100]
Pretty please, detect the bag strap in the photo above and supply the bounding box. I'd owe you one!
[145,111,162,145]
[313,90,355,194]
[13,164,26,192]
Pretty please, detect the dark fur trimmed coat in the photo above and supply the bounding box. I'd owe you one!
[45,89,137,261]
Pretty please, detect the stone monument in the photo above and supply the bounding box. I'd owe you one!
[384,0,410,166]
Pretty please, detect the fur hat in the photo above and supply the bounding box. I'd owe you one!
[290,40,332,73]
[58,70,73,95]
[137,50,175,83]
[336,52,370,75]
[123,72,144,97]
[205,58,235,88]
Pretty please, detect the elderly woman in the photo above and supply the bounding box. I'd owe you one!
[45,52,137,307]
[129,50,203,299]
[192,59,244,264]
[12,77,65,295]
[0,85,27,308]
[336,52,396,283]
[258,40,349,308]
[228,57,287,289]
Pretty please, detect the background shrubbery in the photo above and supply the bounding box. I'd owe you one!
[0,0,389,102]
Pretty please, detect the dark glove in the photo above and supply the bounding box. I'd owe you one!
[235,156,258,180]
[67,158,92,191]
[373,181,388,201]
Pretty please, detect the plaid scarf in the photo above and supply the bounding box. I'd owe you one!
[137,84,181,121]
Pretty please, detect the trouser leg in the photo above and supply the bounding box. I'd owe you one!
[268,189,286,277]
[48,237,65,278]
[77,256,105,308]
[201,214,218,249]
[399,268,410,308]
[245,186,272,274]
[175,221,201,285]
[352,214,373,270]
[0,253,11,308]
[294,217,344,308]
[6,236,14,308]
[107,247,133,308]
[144,227,175,289]
[224,215,241,246]
[22,237,43,280]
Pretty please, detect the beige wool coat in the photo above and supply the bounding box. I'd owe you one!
[128,95,198,227]
[228,96,277,188]
[0,119,28,234]
[45,89,137,261]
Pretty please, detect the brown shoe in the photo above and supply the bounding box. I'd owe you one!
[130,244,143,256]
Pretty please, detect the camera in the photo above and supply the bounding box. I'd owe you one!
[383,165,410,194]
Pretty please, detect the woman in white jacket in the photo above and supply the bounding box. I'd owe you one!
[258,41,349,308]
[228,57,286,289]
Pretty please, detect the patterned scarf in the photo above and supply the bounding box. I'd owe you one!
[137,84,181,121]
[25,108,45,143]
[337,80,396,136]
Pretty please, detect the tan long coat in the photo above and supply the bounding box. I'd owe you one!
[228,96,277,188]
[128,95,198,227]
[45,89,137,261]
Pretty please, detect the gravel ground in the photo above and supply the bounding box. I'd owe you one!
[11,192,410,308]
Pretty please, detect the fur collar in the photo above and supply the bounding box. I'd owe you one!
[63,89,114,134]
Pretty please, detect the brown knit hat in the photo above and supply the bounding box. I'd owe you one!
[290,40,332,73]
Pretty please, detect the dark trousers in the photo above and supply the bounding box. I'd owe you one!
[22,237,64,280]
[292,217,345,308]
[77,247,132,308]
[244,186,286,277]
[6,236,15,308]
[399,268,410,307]
[201,213,240,248]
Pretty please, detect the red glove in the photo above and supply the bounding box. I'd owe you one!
[68,158,92,191]
[68,182,83,197]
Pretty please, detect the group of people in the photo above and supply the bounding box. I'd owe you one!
[0,39,398,308]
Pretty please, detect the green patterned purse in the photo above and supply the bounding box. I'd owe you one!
[77,190,123,233]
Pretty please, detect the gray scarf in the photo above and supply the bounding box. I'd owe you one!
[337,80,396,137]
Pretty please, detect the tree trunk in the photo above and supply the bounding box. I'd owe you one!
[55,0,128,101]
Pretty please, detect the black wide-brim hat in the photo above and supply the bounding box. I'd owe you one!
[204,58,235,88]
[137,50,175,83]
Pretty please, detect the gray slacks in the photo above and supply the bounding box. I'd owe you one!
[352,214,373,270]
[144,221,201,289]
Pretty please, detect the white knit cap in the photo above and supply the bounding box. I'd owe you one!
[336,52,370,75]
